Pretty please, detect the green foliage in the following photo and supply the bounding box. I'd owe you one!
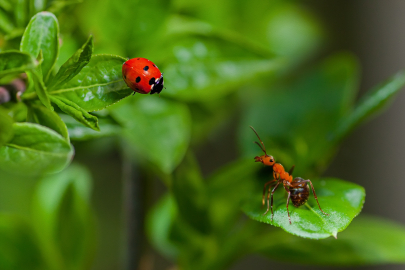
[48,54,132,111]
[111,96,192,174]
[256,215,405,265]
[31,164,96,270]
[0,51,37,77]
[20,11,59,81]
[1,1,405,270]
[0,108,13,147]
[0,214,46,270]
[0,123,73,175]
[243,178,365,239]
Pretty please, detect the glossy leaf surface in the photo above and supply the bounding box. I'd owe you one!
[49,54,132,111]
[242,178,365,239]
[256,215,405,265]
[0,123,73,175]
[20,11,59,80]
[111,96,191,174]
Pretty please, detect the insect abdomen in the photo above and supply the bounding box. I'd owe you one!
[289,177,309,207]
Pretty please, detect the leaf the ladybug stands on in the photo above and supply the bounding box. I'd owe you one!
[47,55,132,112]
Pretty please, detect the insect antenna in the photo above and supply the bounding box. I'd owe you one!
[249,126,267,155]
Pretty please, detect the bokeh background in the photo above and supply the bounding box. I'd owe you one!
[2,0,405,269]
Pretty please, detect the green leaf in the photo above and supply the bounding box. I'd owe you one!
[49,54,132,111]
[0,214,46,270]
[146,194,178,259]
[50,95,99,131]
[0,50,37,77]
[28,104,69,141]
[60,113,120,141]
[0,108,13,148]
[239,53,360,176]
[32,164,96,270]
[0,122,73,176]
[48,35,93,91]
[334,70,405,142]
[242,178,365,239]
[20,11,59,81]
[256,215,405,265]
[110,96,191,174]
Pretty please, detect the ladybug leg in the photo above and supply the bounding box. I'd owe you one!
[302,180,329,216]
[132,92,136,96]
[283,185,292,224]
[262,179,277,206]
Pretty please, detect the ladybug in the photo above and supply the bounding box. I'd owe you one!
[122,58,164,95]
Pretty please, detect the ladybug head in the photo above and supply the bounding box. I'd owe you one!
[150,74,164,95]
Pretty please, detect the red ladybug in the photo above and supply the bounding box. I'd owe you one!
[122,58,164,95]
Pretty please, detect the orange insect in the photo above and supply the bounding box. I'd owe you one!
[250,126,328,224]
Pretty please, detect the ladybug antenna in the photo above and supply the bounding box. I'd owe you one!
[249,126,267,155]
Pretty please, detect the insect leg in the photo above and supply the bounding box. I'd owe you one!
[283,185,292,224]
[263,181,280,221]
[262,180,277,206]
[303,180,329,216]
[288,165,295,175]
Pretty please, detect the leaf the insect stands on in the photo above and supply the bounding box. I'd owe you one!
[47,35,94,91]
[254,215,405,265]
[49,96,99,131]
[48,55,132,112]
[242,178,365,239]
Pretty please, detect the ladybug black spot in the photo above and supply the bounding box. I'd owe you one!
[153,64,156,67]
[137,58,140,60]
[149,77,156,85]
[136,76,141,83]
[143,66,149,71]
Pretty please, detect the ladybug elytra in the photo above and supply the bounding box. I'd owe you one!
[122,58,164,95]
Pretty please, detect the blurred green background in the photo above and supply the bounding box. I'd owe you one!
[1,0,405,269]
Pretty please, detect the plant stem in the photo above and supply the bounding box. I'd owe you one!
[21,91,37,101]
